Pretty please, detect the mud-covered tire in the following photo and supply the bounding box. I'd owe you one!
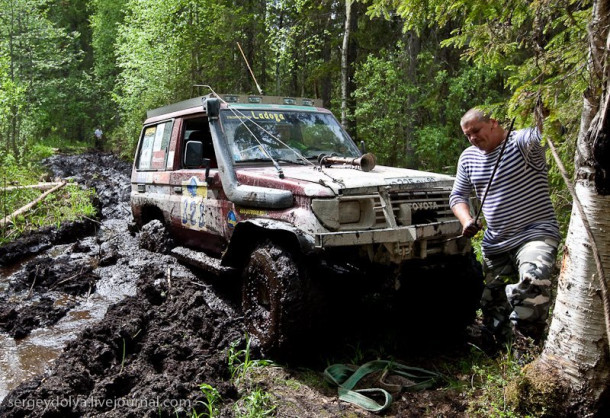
[241,241,307,357]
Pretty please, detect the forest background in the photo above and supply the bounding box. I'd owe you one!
[0,0,591,236]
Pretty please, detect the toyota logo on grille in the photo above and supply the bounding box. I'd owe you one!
[407,201,438,211]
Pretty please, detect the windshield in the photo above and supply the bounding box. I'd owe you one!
[220,108,361,163]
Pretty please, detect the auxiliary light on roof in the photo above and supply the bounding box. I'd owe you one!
[248,96,262,103]
[283,97,297,105]
[224,95,239,103]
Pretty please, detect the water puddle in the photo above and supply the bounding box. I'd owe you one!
[0,235,136,402]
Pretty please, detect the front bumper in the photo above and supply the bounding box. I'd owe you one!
[314,220,469,260]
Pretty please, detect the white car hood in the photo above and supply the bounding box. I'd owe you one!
[280,164,455,194]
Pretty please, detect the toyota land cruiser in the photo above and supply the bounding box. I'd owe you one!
[131,93,482,355]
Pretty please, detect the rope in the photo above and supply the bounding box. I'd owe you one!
[324,360,441,412]
[545,133,610,355]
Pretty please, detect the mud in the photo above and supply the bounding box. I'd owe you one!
[0,297,75,339]
[0,220,97,267]
[0,152,477,417]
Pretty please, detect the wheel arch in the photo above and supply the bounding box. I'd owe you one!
[222,220,316,269]
[138,204,167,227]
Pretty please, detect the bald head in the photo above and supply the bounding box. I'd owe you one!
[461,108,491,128]
[460,108,505,153]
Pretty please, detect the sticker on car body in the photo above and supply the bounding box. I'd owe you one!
[181,177,207,229]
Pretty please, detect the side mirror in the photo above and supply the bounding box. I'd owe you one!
[184,141,204,167]
[184,141,214,184]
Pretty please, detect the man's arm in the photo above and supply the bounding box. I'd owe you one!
[451,202,481,238]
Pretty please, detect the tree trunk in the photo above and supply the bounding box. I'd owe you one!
[340,0,351,128]
[509,0,610,415]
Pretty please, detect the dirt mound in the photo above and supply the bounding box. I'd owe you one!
[0,296,75,339]
[42,152,131,220]
[0,219,97,267]
[11,255,99,295]
[137,219,174,254]
[1,261,245,417]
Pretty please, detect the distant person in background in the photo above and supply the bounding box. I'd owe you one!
[94,127,103,149]
[449,108,561,346]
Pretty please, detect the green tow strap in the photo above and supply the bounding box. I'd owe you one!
[324,360,442,412]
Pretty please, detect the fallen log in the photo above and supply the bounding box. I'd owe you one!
[0,181,67,227]
[1,182,64,192]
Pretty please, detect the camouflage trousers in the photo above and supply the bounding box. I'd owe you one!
[481,238,558,343]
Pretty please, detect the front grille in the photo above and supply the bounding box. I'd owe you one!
[373,189,453,227]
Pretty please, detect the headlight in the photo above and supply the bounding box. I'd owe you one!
[311,197,375,231]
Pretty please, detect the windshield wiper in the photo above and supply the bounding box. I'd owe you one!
[239,157,307,165]
[277,158,308,165]
[238,158,272,163]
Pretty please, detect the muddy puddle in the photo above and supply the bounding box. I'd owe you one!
[0,153,253,417]
[0,153,137,403]
[0,296,108,400]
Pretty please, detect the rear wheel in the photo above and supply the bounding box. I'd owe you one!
[241,241,308,357]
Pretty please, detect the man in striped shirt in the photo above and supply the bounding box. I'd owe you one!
[450,108,561,345]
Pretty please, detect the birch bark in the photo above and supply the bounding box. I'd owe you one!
[514,0,610,413]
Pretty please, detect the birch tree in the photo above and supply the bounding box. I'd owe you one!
[341,0,352,127]
[511,0,610,414]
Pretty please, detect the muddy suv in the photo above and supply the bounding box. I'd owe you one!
[131,93,482,355]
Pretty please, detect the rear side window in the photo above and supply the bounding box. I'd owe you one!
[137,121,173,170]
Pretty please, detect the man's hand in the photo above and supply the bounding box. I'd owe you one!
[462,218,482,238]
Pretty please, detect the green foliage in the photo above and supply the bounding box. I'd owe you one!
[352,48,415,167]
[192,383,222,418]
[113,0,239,153]
[465,344,539,417]
[228,335,273,385]
[232,387,276,417]
[353,38,506,172]
[0,0,100,162]
[0,155,97,244]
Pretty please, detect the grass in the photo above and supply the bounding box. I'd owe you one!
[1,182,97,244]
[0,151,97,245]
[228,336,277,416]
[228,335,273,385]
[34,136,91,156]
[191,383,222,418]
[232,387,276,417]
[433,340,540,418]
[192,335,276,417]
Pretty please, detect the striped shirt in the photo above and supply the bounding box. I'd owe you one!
[449,127,560,255]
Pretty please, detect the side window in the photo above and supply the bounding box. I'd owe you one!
[182,117,216,168]
[137,121,173,170]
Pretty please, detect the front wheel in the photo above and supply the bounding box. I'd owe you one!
[241,241,307,357]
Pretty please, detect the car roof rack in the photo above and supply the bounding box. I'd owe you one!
[147,97,206,119]
[147,94,323,119]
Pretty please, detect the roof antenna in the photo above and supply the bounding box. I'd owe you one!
[237,42,263,95]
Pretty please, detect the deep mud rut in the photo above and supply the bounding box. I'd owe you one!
[0,152,474,417]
